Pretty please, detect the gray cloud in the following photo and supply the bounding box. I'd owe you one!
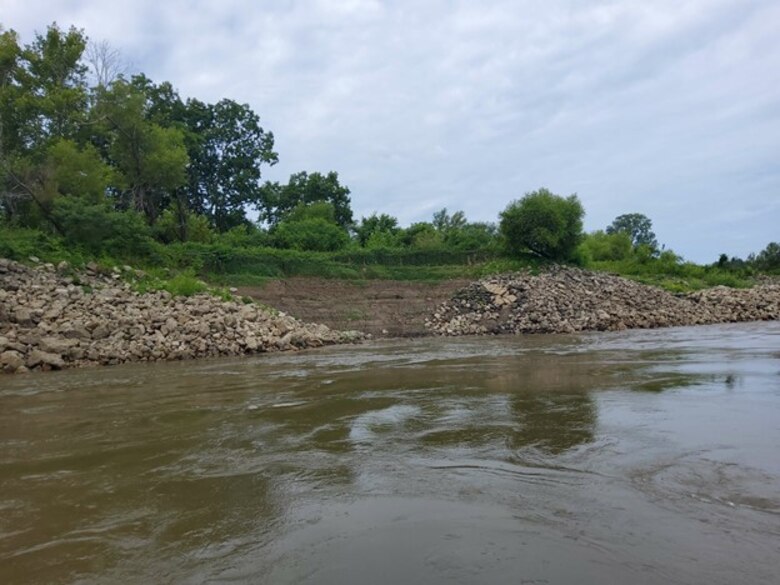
[5,0,779,261]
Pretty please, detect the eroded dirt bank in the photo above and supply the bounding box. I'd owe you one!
[425,266,780,335]
[237,278,469,338]
[0,259,363,374]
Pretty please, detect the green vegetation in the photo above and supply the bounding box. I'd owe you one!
[499,189,584,262]
[0,22,776,295]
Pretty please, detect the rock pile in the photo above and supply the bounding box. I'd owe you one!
[0,258,364,374]
[425,266,780,336]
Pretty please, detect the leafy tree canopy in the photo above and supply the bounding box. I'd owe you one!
[432,208,467,233]
[606,213,658,249]
[499,188,584,261]
[261,171,352,229]
[355,213,399,247]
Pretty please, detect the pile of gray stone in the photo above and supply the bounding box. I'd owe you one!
[426,266,780,336]
[0,258,363,373]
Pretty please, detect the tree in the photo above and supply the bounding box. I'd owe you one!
[445,222,498,251]
[432,208,467,233]
[85,39,124,88]
[0,24,90,230]
[45,138,113,202]
[260,171,352,229]
[183,98,277,231]
[17,24,89,146]
[499,188,584,261]
[124,77,278,232]
[752,242,780,271]
[355,213,399,247]
[93,79,188,223]
[606,213,658,249]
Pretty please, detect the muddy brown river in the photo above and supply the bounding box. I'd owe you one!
[1,322,779,584]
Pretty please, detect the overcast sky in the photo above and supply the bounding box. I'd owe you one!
[4,0,779,261]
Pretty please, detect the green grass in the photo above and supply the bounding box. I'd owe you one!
[590,259,754,292]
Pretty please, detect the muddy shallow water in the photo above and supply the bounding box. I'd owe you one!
[1,322,779,584]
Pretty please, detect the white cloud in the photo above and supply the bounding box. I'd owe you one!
[4,0,779,260]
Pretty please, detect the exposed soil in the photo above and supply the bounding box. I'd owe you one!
[237,278,469,337]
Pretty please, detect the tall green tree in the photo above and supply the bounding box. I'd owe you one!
[20,24,88,145]
[0,24,90,228]
[93,79,188,223]
[606,213,658,249]
[125,75,278,232]
[183,98,277,231]
[500,188,584,261]
[260,171,353,229]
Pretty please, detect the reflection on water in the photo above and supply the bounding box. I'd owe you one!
[1,322,779,584]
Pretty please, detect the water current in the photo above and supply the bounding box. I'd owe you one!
[1,322,779,584]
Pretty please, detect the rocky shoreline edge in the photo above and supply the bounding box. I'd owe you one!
[425,266,780,335]
[3,259,779,374]
[0,258,364,374]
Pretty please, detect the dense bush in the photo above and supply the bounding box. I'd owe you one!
[153,208,215,243]
[500,188,584,261]
[52,198,159,261]
[272,218,350,252]
[579,231,633,262]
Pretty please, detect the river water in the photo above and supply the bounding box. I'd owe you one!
[1,322,779,584]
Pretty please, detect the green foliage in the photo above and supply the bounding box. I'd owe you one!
[214,224,270,248]
[181,97,277,231]
[579,230,632,262]
[752,242,780,271]
[273,218,349,252]
[432,208,467,233]
[365,230,403,249]
[269,201,350,252]
[445,222,498,251]
[162,271,207,296]
[355,213,399,247]
[261,170,353,228]
[606,213,658,250]
[500,188,584,261]
[587,245,754,292]
[15,24,88,147]
[93,79,188,221]
[153,207,214,243]
[285,200,338,223]
[0,225,81,264]
[400,222,443,249]
[46,139,113,202]
[51,197,158,260]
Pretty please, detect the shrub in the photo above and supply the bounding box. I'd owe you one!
[163,272,208,296]
[579,230,632,262]
[154,208,215,244]
[273,217,349,252]
[500,188,584,261]
[51,198,158,261]
[215,224,271,248]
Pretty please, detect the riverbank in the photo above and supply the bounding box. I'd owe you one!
[3,259,779,374]
[236,278,469,337]
[426,266,780,335]
[0,259,364,374]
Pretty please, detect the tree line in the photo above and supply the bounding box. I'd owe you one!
[1,23,777,275]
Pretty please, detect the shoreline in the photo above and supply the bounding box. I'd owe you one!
[2,259,778,374]
[0,258,364,374]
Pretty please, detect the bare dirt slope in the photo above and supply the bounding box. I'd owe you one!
[237,278,469,337]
